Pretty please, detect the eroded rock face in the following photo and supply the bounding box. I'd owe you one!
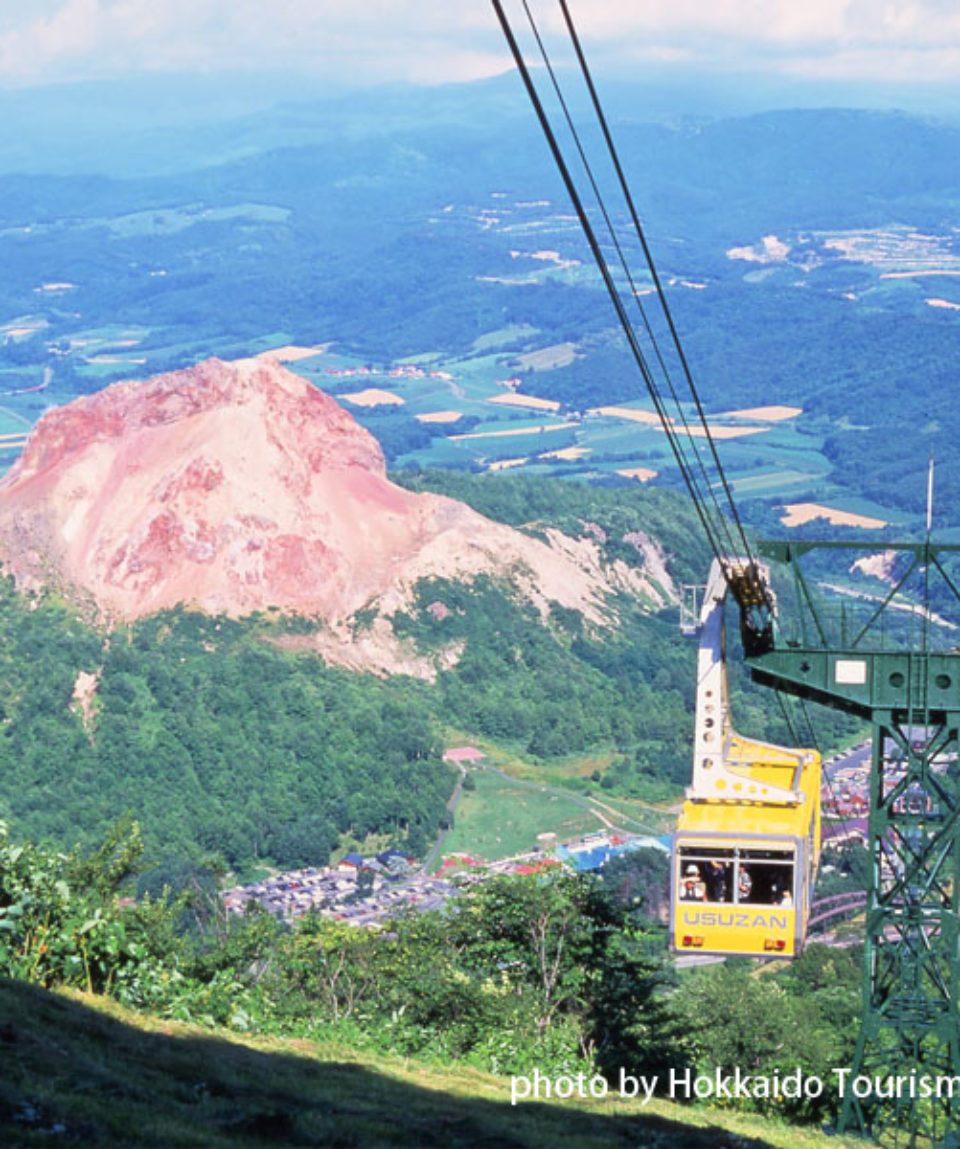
[0,357,675,655]
[0,358,443,620]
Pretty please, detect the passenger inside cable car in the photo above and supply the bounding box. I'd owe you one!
[705,859,732,902]
[680,864,707,901]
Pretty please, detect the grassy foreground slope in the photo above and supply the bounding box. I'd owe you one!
[1,978,858,1149]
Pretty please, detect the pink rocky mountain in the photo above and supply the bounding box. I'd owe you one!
[0,358,674,669]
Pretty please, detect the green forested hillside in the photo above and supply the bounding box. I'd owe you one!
[0,588,455,880]
[0,473,858,878]
[0,821,864,1145]
[1,975,859,1149]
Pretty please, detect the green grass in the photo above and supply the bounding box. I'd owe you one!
[396,438,479,468]
[469,323,539,352]
[582,791,678,835]
[70,323,152,349]
[436,731,678,847]
[0,977,863,1149]
[452,417,575,436]
[442,767,603,862]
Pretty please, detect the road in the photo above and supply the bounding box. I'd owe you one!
[824,740,870,781]
[423,763,467,874]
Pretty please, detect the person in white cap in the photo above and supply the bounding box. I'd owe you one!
[681,863,707,901]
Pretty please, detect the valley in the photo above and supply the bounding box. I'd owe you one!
[0,69,958,1145]
[0,79,947,923]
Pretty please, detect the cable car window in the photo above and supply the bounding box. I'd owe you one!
[677,848,733,903]
[737,849,795,907]
[677,845,795,907]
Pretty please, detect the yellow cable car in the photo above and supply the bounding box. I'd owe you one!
[671,561,821,959]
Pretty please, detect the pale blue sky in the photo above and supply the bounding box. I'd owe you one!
[1,1,959,92]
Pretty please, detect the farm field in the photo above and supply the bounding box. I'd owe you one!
[0,323,918,538]
[4,100,959,532]
[284,349,890,525]
[281,344,841,506]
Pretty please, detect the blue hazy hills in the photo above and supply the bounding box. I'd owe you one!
[1,74,960,527]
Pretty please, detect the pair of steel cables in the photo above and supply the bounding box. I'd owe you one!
[490,0,764,599]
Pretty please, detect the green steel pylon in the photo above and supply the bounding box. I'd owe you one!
[745,540,960,1147]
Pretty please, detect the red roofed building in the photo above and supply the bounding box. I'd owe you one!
[513,860,562,875]
[443,746,486,764]
[437,854,483,874]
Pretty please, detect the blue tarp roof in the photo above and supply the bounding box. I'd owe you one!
[556,837,669,872]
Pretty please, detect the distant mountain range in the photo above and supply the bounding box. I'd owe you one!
[1,78,959,531]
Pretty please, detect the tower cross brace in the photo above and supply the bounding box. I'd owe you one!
[747,541,960,1147]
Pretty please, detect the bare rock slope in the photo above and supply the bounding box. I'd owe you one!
[0,358,673,669]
